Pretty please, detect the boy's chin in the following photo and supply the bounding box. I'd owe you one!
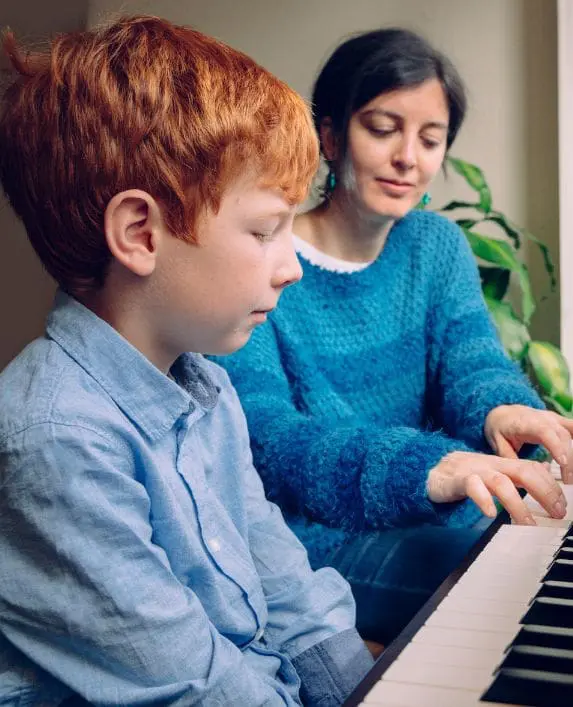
[206,331,253,357]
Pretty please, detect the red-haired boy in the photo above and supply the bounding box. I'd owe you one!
[0,16,373,706]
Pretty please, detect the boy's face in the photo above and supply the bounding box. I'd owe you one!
[154,175,302,357]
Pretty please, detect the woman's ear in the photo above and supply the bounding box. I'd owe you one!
[103,190,165,277]
[319,117,338,163]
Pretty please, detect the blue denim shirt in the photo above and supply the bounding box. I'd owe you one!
[0,292,372,706]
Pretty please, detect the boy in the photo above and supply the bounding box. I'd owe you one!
[0,15,373,706]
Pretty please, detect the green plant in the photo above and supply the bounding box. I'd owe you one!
[435,156,573,417]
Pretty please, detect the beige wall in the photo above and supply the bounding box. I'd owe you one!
[0,0,559,368]
[87,0,560,345]
[0,0,88,370]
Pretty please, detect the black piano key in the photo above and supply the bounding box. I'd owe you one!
[554,547,573,561]
[536,580,573,600]
[512,624,573,651]
[521,597,573,628]
[498,644,573,675]
[482,668,573,706]
[542,559,573,583]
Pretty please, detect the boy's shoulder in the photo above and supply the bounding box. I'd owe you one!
[0,336,125,445]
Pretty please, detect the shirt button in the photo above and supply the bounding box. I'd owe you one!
[208,538,221,553]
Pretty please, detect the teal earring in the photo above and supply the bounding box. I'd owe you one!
[327,170,336,192]
[420,192,432,207]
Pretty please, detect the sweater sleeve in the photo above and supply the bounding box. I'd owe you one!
[212,322,482,532]
[426,219,544,452]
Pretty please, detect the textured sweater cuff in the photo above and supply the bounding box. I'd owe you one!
[459,378,544,452]
[361,429,477,528]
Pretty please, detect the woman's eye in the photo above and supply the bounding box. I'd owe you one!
[421,135,443,149]
[369,126,394,137]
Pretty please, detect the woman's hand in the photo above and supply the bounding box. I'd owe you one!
[426,451,567,525]
[485,405,573,482]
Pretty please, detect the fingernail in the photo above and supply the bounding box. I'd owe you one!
[554,500,566,517]
[559,455,569,467]
[524,515,537,526]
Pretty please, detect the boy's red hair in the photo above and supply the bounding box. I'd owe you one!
[0,16,318,295]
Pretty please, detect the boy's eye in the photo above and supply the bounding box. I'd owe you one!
[252,232,274,242]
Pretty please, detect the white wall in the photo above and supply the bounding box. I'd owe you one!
[87,0,559,345]
[0,0,88,370]
[0,0,558,368]
[558,0,573,372]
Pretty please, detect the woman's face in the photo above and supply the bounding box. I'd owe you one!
[339,78,450,219]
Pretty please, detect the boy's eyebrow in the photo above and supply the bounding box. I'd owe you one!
[250,208,292,221]
[363,109,448,131]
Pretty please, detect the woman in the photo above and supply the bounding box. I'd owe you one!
[212,28,573,645]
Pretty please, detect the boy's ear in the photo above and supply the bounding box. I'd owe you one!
[319,118,338,163]
[104,190,165,277]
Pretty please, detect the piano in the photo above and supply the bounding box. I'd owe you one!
[344,464,573,707]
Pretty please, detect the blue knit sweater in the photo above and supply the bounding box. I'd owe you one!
[212,211,543,566]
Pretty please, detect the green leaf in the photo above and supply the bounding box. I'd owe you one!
[480,266,510,301]
[544,396,573,418]
[447,157,492,213]
[455,219,479,230]
[483,213,521,249]
[440,200,480,212]
[527,341,573,410]
[486,212,556,292]
[485,296,530,360]
[462,228,535,323]
[521,227,557,293]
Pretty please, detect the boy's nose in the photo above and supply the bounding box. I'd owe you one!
[273,238,303,290]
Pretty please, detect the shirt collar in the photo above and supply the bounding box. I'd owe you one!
[46,290,219,442]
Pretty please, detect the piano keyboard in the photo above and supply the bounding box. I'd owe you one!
[345,468,573,707]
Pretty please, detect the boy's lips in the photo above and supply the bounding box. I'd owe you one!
[250,310,270,323]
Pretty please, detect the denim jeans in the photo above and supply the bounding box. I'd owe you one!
[321,525,485,644]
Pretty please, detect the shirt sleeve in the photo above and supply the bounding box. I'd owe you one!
[0,422,294,706]
[227,379,374,701]
[426,221,544,452]
[212,324,482,533]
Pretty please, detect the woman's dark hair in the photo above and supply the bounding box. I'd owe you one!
[312,28,467,161]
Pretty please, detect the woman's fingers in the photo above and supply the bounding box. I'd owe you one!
[427,451,567,525]
[496,458,566,520]
[553,412,573,436]
[464,473,497,517]
[533,425,570,468]
[492,433,518,459]
[480,468,536,525]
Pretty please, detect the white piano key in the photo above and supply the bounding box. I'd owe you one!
[382,660,492,691]
[412,625,511,652]
[364,681,481,706]
[488,524,564,545]
[550,459,562,478]
[457,559,550,583]
[395,641,500,671]
[356,519,572,706]
[523,480,573,523]
[363,681,518,706]
[435,595,525,619]
[528,515,573,529]
[425,608,518,634]
[449,575,540,603]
